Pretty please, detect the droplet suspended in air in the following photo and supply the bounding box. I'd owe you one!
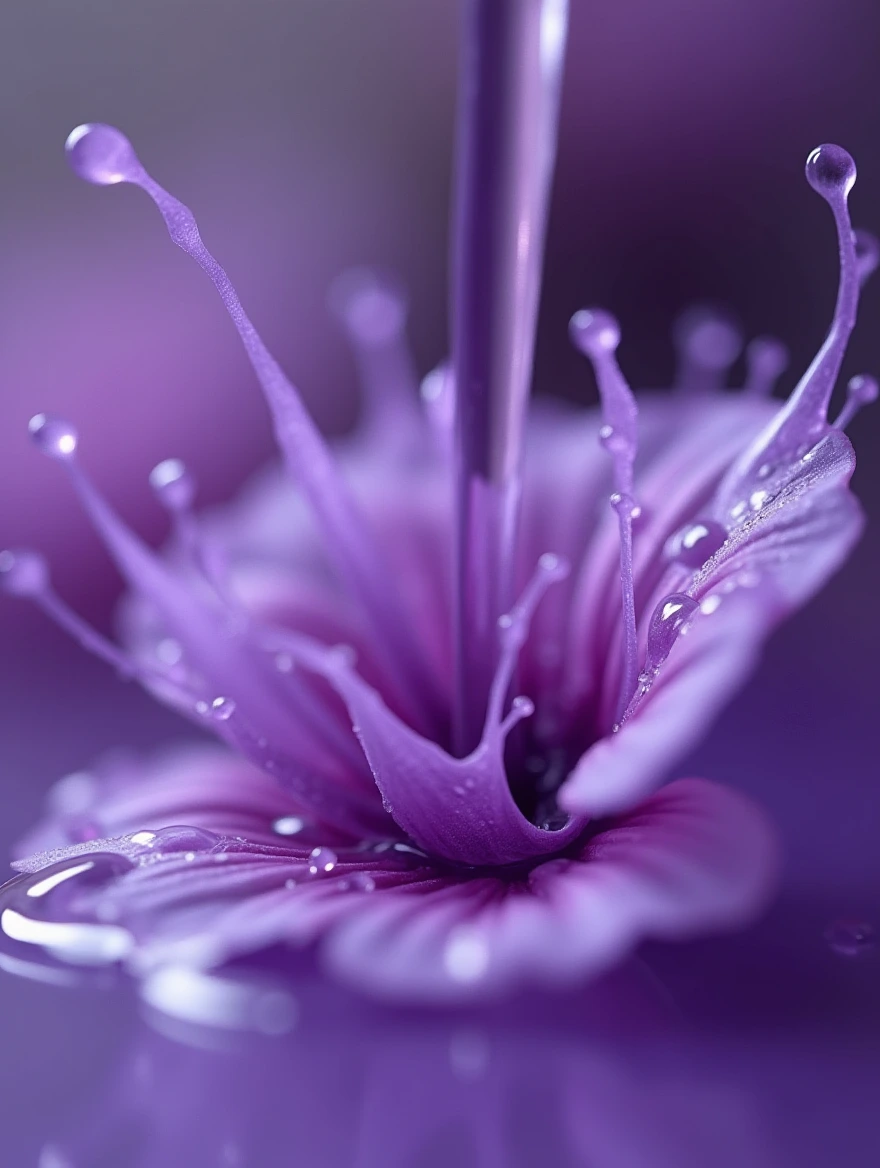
[65,123,141,186]
[28,414,78,460]
[805,143,856,199]
[149,458,195,512]
[0,549,49,597]
[825,918,876,957]
[666,519,727,568]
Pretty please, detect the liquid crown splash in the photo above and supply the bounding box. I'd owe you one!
[0,5,872,1000]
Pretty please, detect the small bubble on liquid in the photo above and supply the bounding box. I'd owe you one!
[825,918,876,957]
[149,458,194,512]
[272,816,304,837]
[0,549,49,597]
[28,414,78,460]
[307,847,338,877]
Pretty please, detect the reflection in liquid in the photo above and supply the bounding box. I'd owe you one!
[39,965,777,1168]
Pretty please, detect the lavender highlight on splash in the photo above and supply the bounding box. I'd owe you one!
[0,0,875,1002]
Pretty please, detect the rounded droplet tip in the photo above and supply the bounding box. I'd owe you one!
[569,308,620,356]
[0,549,49,596]
[674,306,743,370]
[746,336,789,379]
[149,458,194,512]
[805,144,856,199]
[847,373,879,405]
[328,268,407,345]
[28,414,78,460]
[65,123,141,186]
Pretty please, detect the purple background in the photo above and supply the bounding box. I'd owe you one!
[0,0,878,1162]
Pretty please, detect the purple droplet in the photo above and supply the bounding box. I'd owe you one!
[307,847,338,877]
[847,373,878,407]
[0,549,49,596]
[825,918,876,957]
[644,593,699,674]
[674,306,743,372]
[744,336,789,393]
[805,144,856,199]
[143,825,220,854]
[210,696,236,722]
[667,519,727,568]
[149,458,195,512]
[28,414,78,460]
[349,872,376,892]
[569,308,620,357]
[328,268,407,345]
[610,491,641,521]
[65,123,141,186]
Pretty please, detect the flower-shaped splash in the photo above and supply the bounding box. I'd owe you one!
[0,3,874,1000]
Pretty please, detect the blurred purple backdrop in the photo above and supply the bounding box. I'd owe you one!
[1,0,879,1163]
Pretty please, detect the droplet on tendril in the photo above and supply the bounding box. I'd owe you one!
[65,123,141,186]
[673,306,743,373]
[149,458,195,512]
[569,308,620,356]
[28,414,78,460]
[328,268,407,345]
[805,144,856,199]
